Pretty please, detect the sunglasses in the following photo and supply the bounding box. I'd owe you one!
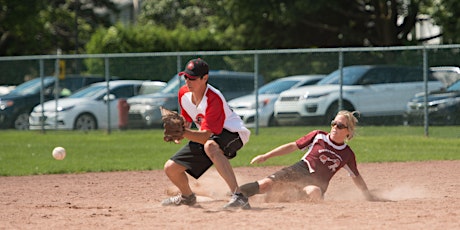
[331,120,348,129]
[184,76,202,81]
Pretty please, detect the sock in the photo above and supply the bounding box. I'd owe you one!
[239,181,260,197]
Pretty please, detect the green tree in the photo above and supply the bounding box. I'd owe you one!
[0,0,118,56]
[0,0,46,55]
[138,0,214,29]
[208,0,434,48]
[430,0,460,43]
[85,23,227,79]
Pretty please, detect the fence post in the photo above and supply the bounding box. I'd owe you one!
[338,49,344,111]
[39,59,45,133]
[177,55,182,114]
[254,53,260,135]
[54,49,61,130]
[105,57,111,134]
[423,47,429,137]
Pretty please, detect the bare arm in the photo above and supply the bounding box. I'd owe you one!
[250,142,299,164]
[352,175,389,202]
[183,128,213,145]
[352,175,374,200]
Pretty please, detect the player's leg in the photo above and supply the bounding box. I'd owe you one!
[303,185,323,201]
[162,142,212,206]
[240,161,310,199]
[204,140,240,193]
[162,159,197,206]
[204,140,250,209]
[240,177,275,197]
[164,159,193,196]
[205,129,250,209]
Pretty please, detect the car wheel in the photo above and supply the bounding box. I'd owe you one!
[324,101,354,125]
[14,112,30,130]
[74,113,97,131]
[268,114,278,127]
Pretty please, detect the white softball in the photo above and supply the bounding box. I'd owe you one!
[52,147,66,160]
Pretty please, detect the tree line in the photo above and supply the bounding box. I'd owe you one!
[1,0,459,57]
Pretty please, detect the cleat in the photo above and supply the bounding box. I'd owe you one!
[223,193,251,210]
[161,193,196,206]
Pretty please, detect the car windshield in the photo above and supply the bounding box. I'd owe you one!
[258,80,299,94]
[317,66,370,85]
[69,85,106,98]
[160,75,184,94]
[447,80,460,91]
[8,77,55,96]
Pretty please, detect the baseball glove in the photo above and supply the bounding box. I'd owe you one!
[160,107,185,143]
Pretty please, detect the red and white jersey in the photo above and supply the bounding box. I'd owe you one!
[296,130,360,184]
[178,84,250,144]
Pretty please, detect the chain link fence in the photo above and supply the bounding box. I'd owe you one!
[0,45,459,134]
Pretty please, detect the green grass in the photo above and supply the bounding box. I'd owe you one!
[0,126,459,176]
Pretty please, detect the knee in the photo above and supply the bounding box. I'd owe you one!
[303,185,323,201]
[257,178,274,194]
[164,160,178,175]
[203,141,221,159]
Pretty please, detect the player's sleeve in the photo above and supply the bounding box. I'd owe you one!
[178,86,193,122]
[343,150,360,177]
[200,93,225,134]
[295,130,320,150]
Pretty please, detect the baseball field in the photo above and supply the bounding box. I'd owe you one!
[1,127,459,229]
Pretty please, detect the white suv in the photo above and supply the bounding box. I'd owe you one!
[274,65,444,125]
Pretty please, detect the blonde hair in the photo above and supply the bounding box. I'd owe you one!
[336,110,359,140]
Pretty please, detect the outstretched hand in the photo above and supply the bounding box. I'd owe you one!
[250,155,267,164]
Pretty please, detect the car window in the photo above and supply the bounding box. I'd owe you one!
[318,66,370,85]
[111,85,140,99]
[447,80,460,91]
[61,78,84,92]
[358,68,390,84]
[298,78,322,87]
[398,68,422,83]
[69,85,106,98]
[9,77,55,96]
[160,75,183,94]
[210,77,254,94]
[258,80,299,94]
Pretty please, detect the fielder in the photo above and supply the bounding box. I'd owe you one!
[239,110,386,202]
[161,58,251,209]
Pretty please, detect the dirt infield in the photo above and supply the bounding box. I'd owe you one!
[1,160,459,229]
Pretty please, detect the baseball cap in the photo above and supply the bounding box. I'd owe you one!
[178,58,209,79]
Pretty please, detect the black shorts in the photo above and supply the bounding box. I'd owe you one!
[170,129,244,179]
[268,161,328,193]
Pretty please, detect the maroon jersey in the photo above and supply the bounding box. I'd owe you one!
[296,130,360,186]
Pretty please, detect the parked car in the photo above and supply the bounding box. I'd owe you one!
[228,75,325,127]
[127,70,265,129]
[0,75,107,130]
[29,80,146,131]
[405,79,460,125]
[0,85,15,95]
[138,81,166,94]
[430,66,460,87]
[274,65,445,125]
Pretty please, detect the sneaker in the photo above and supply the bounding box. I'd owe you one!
[161,193,196,206]
[223,193,251,210]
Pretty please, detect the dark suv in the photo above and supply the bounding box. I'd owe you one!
[127,70,264,129]
[0,75,106,130]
